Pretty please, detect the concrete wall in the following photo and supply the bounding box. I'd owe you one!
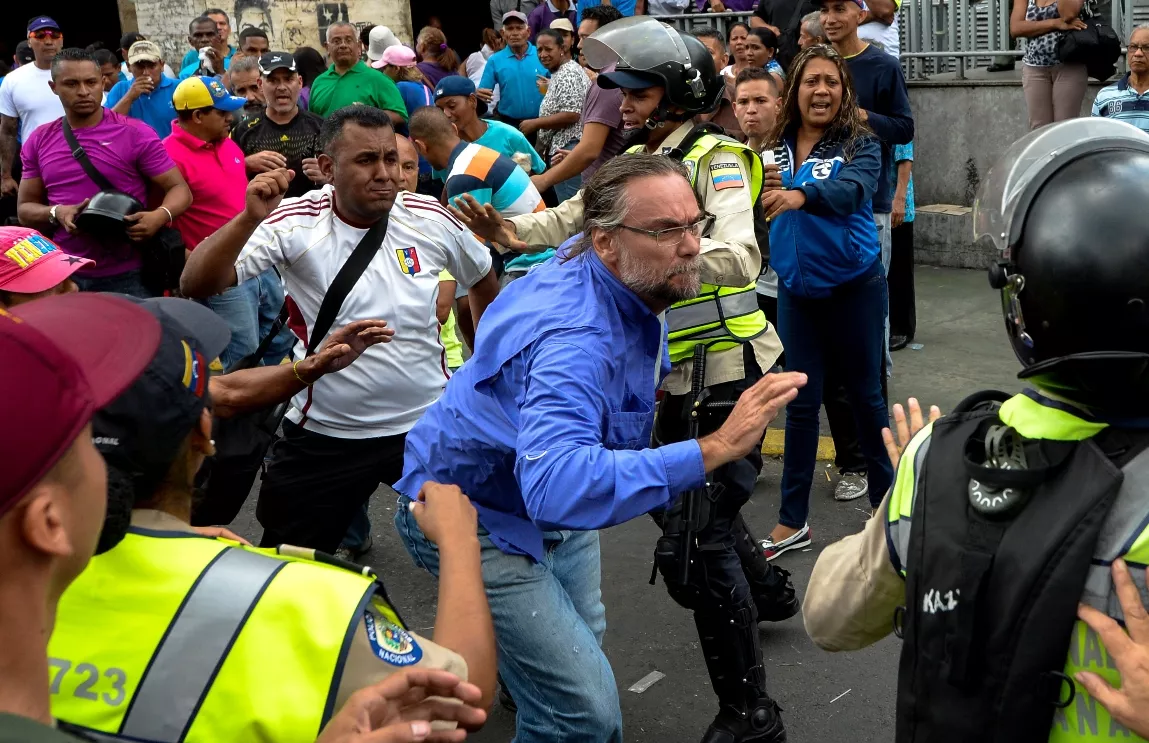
[908,77,1106,208]
[128,0,413,68]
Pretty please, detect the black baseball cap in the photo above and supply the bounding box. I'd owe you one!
[259,51,297,75]
[93,297,230,492]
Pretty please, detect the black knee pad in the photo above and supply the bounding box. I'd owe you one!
[655,535,703,610]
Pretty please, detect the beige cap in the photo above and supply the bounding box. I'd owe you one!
[127,40,163,64]
[550,18,575,33]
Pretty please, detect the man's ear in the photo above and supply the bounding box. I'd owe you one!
[591,227,619,267]
[318,152,335,181]
[191,407,214,458]
[19,485,73,559]
[49,80,57,95]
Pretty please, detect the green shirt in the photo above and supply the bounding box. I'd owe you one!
[0,714,86,743]
[307,61,407,119]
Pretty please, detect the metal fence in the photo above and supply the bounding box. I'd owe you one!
[656,0,1147,80]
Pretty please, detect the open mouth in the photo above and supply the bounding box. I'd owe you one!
[810,102,832,113]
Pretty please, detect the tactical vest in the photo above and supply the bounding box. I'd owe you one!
[627,125,769,363]
[48,528,408,743]
[887,392,1149,743]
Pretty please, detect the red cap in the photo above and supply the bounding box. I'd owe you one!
[0,227,93,294]
[0,293,161,515]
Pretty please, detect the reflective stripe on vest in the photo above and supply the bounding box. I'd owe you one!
[888,394,1149,742]
[624,133,768,363]
[49,530,385,743]
[120,548,284,742]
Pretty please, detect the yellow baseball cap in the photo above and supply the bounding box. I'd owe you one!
[172,76,247,112]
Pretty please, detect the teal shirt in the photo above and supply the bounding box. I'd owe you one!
[431,120,545,182]
[307,61,407,119]
[178,46,235,79]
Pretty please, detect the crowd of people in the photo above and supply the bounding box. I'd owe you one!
[4,2,1149,743]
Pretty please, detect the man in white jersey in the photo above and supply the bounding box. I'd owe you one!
[181,105,500,552]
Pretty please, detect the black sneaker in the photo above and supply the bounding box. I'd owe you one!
[701,701,787,743]
[753,564,800,622]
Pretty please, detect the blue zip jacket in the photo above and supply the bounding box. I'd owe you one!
[768,131,882,299]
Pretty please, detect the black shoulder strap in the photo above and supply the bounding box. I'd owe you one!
[664,122,727,163]
[307,215,390,355]
[61,119,116,193]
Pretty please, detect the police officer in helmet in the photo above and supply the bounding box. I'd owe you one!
[455,15,796,743]
[802,118,1149,742]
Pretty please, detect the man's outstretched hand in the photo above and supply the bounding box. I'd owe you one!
[297,320,394,383]
[448,194,528,252]
[699,372,807,472]
[314,668,488,743]
[882,398,942,470]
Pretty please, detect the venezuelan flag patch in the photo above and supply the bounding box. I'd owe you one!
[710,162,745,191]
[395,247,421,276]
[180,340,208,397]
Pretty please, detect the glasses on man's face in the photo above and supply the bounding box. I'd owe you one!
[1129,43,1149,54]
[29,30,62,41]
[620,213,715,248]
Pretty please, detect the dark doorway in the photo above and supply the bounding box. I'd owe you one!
[410,0,492,61]
[0,3,124,72]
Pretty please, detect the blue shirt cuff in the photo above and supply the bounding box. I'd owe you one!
[659,440,706,496]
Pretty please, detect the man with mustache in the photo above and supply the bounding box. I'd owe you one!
[396,153,806,743]
[453,17,799,743]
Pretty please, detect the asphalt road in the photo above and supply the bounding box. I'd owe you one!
[225,266,1021,743]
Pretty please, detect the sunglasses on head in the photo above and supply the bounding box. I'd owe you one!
[29,29,62,40]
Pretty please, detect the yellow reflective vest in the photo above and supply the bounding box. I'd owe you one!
[627,132,769,363]
[48,528,406,743]
[887,393,1149,742]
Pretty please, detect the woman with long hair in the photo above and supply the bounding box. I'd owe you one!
[757,45,892,560]
[719,22,752,84]
[293,46,327,110]
[415,26,462,88]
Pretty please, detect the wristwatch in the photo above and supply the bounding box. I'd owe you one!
[49,204,59,227]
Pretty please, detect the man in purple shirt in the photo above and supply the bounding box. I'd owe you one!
[528,0,577,41]
[16,49,191,297]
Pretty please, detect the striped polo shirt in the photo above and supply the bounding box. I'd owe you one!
[1092,74,1149,134]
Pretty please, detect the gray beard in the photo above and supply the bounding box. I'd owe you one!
[618,248,702,305]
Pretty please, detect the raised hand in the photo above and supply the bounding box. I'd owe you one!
[448,194,528,252]
[245,168,295,222]
[881,398,942,470]
[700,372,807,471]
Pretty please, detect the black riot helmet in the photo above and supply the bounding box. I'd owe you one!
[584,16,723,128]
[973,118,1149,411]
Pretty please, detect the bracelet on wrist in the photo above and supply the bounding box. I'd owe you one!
[293,359,313,386]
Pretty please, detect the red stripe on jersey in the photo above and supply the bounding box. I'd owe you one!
[266,200,331,225]
[269,196,330,219]
[436,321,450,381]
[405,200,466,231]
[285,294,308,345]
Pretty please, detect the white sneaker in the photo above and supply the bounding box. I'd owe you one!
[834,473,869,501]
[759,524,812,561]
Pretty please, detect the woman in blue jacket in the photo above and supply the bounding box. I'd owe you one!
[758,44,894,559]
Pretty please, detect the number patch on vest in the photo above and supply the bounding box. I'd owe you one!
[48,658,127,706]
[364,613,424,666]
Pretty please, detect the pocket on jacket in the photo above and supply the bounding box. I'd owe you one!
[606,410,651,451]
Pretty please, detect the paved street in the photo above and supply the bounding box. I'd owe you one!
[227,266,1022,743]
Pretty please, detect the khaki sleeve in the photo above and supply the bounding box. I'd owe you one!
[508,189,585,251]
[697,150,761,288]
[802,490,906,652]
[334,608,469,712]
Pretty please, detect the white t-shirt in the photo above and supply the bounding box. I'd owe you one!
[234,186,494,439]
[858,15,901,58]
[0,63,64,142]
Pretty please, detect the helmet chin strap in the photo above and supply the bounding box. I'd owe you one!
[644,98,691,130]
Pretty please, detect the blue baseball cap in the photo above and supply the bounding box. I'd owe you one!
[434,76,487,115]
[28,16,60,33]
[173,76,247,112]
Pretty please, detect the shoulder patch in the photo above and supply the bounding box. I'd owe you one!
[710,161,744,191]
[364,612,424,666]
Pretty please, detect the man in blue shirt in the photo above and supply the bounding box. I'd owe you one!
[478,11,549,139]
[179,15,235,79]
[105,41,178,139]
[395,153,805,743]
[177,8,235,74]
[434,76,546,173]
[1092,25,1149,134]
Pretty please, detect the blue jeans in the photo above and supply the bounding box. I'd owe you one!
[551,138,582,204]
[777,264,894,526]
[875,211,893,375]
[73,269,152,298]
[202,269,295,371]
[395,502,623,743]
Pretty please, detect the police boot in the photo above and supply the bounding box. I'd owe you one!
[733,518,799,622]
[694,599,788,743]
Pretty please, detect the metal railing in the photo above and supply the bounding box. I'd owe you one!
[657,0,1145,81]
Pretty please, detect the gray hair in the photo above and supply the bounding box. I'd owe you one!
[566,154,691,258]
[1131,23,1149,43]
[802,12,825,39]
[229,55,260,77]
